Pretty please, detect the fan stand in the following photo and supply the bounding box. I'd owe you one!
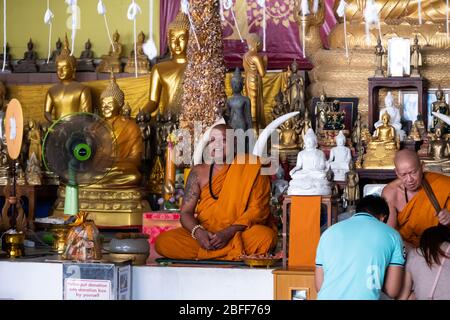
[0,159,27,232]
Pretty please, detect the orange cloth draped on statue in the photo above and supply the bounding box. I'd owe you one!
[397,172,450,247]
[155,156,277,260]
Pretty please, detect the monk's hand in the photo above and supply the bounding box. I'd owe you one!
[195,229,214,250]
[210,229,234,250]
[437,208,450,226]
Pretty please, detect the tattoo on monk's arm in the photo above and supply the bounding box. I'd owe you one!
[182,170,200,211]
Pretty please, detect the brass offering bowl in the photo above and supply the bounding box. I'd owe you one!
[5,233,25,258]
[243,257,280,268]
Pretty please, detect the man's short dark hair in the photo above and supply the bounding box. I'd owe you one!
[355,195,390,220]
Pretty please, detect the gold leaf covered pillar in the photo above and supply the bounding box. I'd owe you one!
[179,0,226,138]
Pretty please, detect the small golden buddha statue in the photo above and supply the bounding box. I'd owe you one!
[362,111,399,169]
[97,30,123,73]
[27,120,42,163]
[410,35,422,77]
[278,119,300,150]
[243,33,268,132]
[44,35,93,123]
[143,11,189,118]
[124,31,150,74]
[423,126,450,172]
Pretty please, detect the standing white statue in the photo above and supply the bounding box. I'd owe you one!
[328,131,352,181]
[374,91,405,140]
[288,128,331,196]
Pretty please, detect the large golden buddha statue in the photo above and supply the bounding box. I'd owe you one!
[143,11,189,118]
[363,111,399,169]
[329,0,449,49]
[52,73,149,227]
[44,35,92,123]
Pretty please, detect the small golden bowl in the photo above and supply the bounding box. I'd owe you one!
[243,258,280,268]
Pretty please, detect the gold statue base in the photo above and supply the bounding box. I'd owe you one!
[51,187,150,228]
[362,144,396,169]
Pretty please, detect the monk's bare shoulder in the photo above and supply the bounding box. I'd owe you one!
[382,178,402,201]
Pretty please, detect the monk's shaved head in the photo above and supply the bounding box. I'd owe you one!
[394,149,421,168]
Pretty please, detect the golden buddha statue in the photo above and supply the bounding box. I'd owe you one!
[329,0,449,49]
[278,119,301,150]
[362,111,399,169]
[51,73,149,227]
[243,33,268,132]
[423,126,450,172]
[432,86,449,132]
[410,35,422,77]
[27,120,42,163]
[124,31,150,74]
[143,11,189,118]
[44,35,92,123]
[97,30,123,73]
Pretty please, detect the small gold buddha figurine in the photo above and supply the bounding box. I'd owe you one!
[77,39,95,72]
[27,120,42,163]
[143,11,189,118]
[343,161,359,209]
[149,152,164,194]
[374,36,385,78]
[408,121,421,142]
[124,31,150,74]
[243,33,268,132]
[432,85,449,132]
[15,38,38,73]
[410,35,422,77]
[44,35,93,122]
[362,111,399,169]
[278,119,300,150]
[426,126,450,161]
[122,103,132,119]
[25,153,42,185]
[97,30,123,73]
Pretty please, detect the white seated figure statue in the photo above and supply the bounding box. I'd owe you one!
[374,91,405,140]
[327,130,352,181]
[288,128,331,196]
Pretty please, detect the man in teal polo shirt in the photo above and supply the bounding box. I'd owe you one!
[315,195,405,300]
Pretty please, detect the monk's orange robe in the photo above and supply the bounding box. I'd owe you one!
[397,172,450,247]
[155,156,277,260]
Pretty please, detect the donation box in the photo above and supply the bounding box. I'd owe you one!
[62,262,131,300]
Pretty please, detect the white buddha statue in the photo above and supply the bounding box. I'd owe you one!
[374,91,405,140]
[288,128,331,196]
[327,131,352,182]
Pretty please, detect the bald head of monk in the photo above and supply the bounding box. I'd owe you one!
[394,149,424,191]
[208,124,235,164]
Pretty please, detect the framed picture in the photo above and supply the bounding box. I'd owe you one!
[388,38,410,77]
[290,287,309,300]
[399,91,419,122]
[310,97,359,132]
[427,89,450,130]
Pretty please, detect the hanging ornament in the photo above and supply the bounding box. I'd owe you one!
[336,0,349,59]
[312,0,319,14]
[364,0,381,45]
[127,0,141,78]
[227,0,244,43]
[97,0,115,53]
[65,0,78,56]
[2,0,6,72]
[44,0,54,63]
[446,0,449,38]
[181,0,200,50]
[143,0,158,60]
[300,0,310,16]
[418,0,422,25]
[256,0,266,51]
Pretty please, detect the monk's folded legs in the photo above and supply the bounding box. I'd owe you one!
[155,227,200,260]
[241,225,278,256]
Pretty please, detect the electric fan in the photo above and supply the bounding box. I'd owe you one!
[42,112,118,215]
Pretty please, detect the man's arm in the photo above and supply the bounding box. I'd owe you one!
[382,185,398,229]
[383,266,404,299]
[315,267,324,292]
[180,167,213,250]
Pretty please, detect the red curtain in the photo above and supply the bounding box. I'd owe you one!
[160,0,337,69]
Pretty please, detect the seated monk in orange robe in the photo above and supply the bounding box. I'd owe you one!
[382,150,450,248]
[155,125,277,260]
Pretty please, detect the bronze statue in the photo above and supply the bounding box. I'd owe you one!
[432,85,449,133]
[136,109,152,163]
[227,68,252,132]
[40,38,62,73]
[44,35,93,122]
[15,38,38,73]
[243,33,268,132]
[410,35,422,77]
[77,39,95,72]
[97,30,123,73]
[351,112,362,146]
[0,43,12,72]
[124,31,150,74]
[343,161,359,209]
[374,36,384,78]
[27,120,42,163]
[143,11,189,118]
[286,60,305,114]
[315,93,330,130]
[427,126,450,161]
